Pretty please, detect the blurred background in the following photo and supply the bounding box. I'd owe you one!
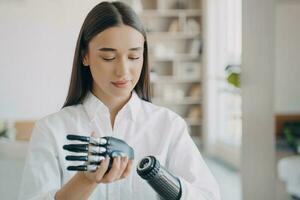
[0,0,299,200]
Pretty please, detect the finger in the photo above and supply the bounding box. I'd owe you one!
[120,159,133,179]
[94,157,110,182]
[66,155,105,162]
[66,155,88,161]
[102,156,121,183]
[88,145,106,154]
[116,156,129,179]
[63,144,104,154]
[89,132,107,146]
[63,144,88,153]
[66,154,105,163]
[66,134,90,142]
[88,132,97,157]
[67,164,97,171]
[91,131,96,137]
[67,165,88,171]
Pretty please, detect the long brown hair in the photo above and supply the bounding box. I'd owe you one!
[62,1,151,108]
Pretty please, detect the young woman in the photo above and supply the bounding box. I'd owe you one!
[19,1,220,200]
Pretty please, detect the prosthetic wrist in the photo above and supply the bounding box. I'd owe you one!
[63,134,134,172]
[137,156,182,200]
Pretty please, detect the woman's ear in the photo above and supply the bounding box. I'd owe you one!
[82,55,89,67]
[81,51,90,67]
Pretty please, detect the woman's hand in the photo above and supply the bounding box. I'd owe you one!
[81,132,133,184]
[56,141,132,200]
[82,155,133,184]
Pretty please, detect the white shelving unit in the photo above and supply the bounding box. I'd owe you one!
[138,0,203,148]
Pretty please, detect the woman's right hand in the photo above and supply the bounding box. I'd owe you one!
[55,131,133,200]
[56,155,133,200]
[82,155,133,184]
[81,131,133,184]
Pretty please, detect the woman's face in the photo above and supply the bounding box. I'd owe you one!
[83,25,144,102]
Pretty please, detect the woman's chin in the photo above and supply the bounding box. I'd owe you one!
[109,87,132,98]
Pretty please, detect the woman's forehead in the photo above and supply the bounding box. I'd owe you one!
[89,25,144,51]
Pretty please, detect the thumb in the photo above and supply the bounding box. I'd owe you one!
[91,131,96,137]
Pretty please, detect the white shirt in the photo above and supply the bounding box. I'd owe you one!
[19,91,220,200]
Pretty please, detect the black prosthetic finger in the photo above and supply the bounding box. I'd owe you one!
[66,155,88,161]
[66,155,105,162]
[63,144,106,154]
[66,134,108,146]
[66,158,113,172]
[89,146,106,154]
[67,165,98,171]
[67,165,87,171]
[67,134,90,142]
[67,158,111,172]
[63,144,88,153]
[90,137,108,145]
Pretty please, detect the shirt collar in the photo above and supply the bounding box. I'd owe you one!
[83,90,141,122]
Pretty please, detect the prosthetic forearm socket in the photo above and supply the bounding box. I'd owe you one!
[137,156,182,200]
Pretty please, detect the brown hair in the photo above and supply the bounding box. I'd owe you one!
[62,1,151,108]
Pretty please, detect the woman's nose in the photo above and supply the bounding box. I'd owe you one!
[115,58,129,77]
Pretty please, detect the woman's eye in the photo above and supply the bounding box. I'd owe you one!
[129,57,140,60]
[102,57,115,61]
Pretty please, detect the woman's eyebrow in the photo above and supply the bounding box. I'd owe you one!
[98,47,143,52]
[98,48,116,52]
[129,47,143,51]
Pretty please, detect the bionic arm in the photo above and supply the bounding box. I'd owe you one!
[63,134,134,171]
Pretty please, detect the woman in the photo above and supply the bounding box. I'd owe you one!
[19,1,220,200]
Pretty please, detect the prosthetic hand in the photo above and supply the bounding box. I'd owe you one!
[63,134,134,172]
[137,156,182,200]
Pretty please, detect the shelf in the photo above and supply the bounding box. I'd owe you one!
[150,53,201,61]
[150,76,201,83]
[147,31,201,39]
[139,0,203,143]
[153,96,201,105]
[218,87,241,95]
[185,118,202,126]
[140,9,202,17]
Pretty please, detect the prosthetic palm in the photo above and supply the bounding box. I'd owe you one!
[63,134,134,171]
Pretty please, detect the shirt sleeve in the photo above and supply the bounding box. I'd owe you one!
[18,120,61,200]
[166,116,221,200]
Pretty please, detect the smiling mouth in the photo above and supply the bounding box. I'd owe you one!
[111,80,131,88]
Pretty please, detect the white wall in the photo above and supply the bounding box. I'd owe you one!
[0,0,102,120]
[275,0,300,114]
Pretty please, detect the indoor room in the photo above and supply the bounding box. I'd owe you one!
[0,0,299,200]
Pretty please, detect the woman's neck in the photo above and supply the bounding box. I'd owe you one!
[91,88,131,128]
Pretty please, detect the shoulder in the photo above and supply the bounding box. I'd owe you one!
[138,99,185,125]
[34,104,87,131]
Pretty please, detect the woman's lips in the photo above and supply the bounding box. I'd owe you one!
[111,80,130,88]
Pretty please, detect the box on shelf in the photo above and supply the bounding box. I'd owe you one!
[176,62,201,80]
